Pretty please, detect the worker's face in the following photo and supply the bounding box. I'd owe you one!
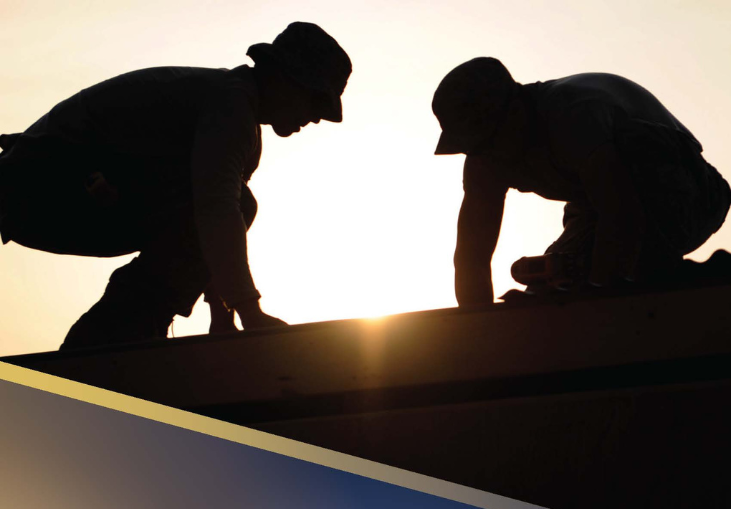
[263,72,325,137]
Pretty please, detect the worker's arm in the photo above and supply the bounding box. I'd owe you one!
[576,141,646,285]
[454,155,508,306]
[191,80,285,330]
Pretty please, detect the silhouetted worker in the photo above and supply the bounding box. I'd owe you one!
[432,58,731,305]
[0,22,351,348]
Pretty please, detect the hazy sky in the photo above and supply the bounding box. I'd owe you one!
[1,0,730,355]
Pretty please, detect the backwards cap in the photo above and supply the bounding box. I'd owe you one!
[248,22,352,122]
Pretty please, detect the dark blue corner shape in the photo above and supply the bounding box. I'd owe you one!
[1,379,484,509]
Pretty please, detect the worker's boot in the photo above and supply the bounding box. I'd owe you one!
[61,299,173,351]
[59,212,210,351]
[676,249,731,286]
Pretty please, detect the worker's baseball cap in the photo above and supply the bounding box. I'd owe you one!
[432,57,516,155]
[247,22,352,122]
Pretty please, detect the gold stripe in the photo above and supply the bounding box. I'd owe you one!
[0,361,539,509]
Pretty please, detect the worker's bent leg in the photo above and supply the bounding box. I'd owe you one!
[617,119,731,264]
[0,136,145,256]
[0,136,207,349]
[61,209,210,350]
[540,201,682,287]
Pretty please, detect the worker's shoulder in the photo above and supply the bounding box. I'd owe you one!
[86,65,253,93]
[84,65,257,115]
[534,73,639,108]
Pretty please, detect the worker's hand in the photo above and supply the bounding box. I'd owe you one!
[241,312,288,330]
[499,289,537,303]
[204,285,239,334]
[208,302,238,334]
[235,299,288,330]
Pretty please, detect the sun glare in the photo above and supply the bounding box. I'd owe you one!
[1,1,730,355]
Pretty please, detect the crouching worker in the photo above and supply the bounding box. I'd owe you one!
[0,22,352,349]
[432,57,730,305]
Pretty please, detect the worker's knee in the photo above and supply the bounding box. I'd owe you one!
[110,254,210,318]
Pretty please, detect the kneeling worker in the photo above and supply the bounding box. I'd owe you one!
[432,58,730,305]
[0,22,352,348]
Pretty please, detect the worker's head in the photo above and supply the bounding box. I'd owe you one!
[432,57,519,155]
[249,22,351,137]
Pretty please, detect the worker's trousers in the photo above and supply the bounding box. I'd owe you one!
[546,120,731,283]
[0,134,256,349]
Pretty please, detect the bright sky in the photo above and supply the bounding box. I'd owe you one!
[1,0,730,356]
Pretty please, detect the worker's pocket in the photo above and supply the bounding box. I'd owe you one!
[98,151,193,218]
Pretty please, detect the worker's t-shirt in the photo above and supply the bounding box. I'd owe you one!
[492,73,701,201]
[466,72,729,255]
[535,73,698,163]
[9,65,264,307]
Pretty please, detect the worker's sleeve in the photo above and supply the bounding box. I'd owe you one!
[190,84,261,309]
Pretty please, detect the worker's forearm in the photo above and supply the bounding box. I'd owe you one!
[453,196,503,306]
[455,253,494,305]
[195,208,260,308]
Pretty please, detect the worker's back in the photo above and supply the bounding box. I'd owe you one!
[17,66,256,158]
[541,73,694,136]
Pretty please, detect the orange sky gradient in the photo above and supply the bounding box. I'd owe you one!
[1,0,730,355]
